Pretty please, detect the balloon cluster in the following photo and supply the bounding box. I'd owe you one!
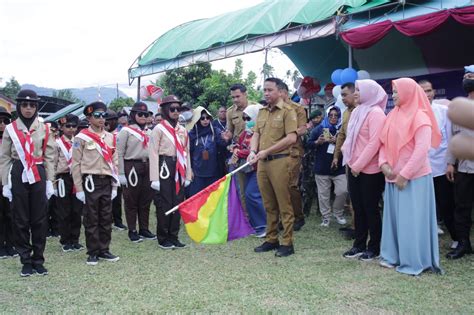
[330,68,371,98]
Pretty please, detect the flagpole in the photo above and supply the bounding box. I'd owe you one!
[164,162,251,216]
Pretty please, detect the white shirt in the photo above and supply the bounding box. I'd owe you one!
[429,101,450,177]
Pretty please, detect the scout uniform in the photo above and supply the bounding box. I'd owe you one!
[117,102,155,243]
[149,95,192,249]
[54,114,83,252]
[286,100,307,228]
[0,90,56,276]
[71,102,119,265]
[255,99,297,251]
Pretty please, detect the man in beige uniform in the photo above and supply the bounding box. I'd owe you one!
[0,89,56,277]
[248,78,297,257]
[117,102,156,243]
[71,101,119,266]
[280,82,307,231]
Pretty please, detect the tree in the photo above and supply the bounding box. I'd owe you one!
[108,97,134,112]
[0,77,21,100]
[261,63,274,79]
[52,89,83,104]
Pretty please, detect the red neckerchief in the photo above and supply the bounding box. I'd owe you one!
[125,126,149,148]
[160,120,186,193]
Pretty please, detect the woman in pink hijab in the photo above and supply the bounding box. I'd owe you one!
[341,79,387,261]
[378,78,442,276]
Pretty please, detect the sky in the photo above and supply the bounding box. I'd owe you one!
[0,0,298,97]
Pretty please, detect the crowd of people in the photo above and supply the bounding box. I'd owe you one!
[0,65,473,277]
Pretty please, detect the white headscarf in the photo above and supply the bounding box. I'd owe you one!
[243,104,263,123]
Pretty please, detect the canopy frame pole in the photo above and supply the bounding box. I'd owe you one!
[136,76,141,102]
[348,45,353,68]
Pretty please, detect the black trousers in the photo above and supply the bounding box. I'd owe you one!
[48,195,60,234]
[0,187,13,248]
[153,156,184,244]
[453,172,474,241]
[10,161,48,265]
[83,175,113,256]
[56,173,83,245]
[348,170,385,253]
[112,186,124,225]
[433,175,457,241]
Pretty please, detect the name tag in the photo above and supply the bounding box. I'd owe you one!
[327,144,335,154]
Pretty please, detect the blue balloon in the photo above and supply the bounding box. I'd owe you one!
[340,68,358,84]
[331,69,343,85]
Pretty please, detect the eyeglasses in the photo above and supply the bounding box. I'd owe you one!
[20,102,37,109]
[169,107,181,113]
[65,124,77,128]
[200,116,211,121]
[92,112,108,119]
[0,118,10,125]
[242,116,251,121]
[137,112,150,118]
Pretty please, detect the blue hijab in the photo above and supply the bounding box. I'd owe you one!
[320,106,342,133]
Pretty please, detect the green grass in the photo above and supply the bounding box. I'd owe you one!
[0,209,473,313]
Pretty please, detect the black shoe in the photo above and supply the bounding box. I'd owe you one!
[138,229,157,240]
[158,240,175,250]
[98,251,120,262]
[62,244,74,253]
[48,231,60,238]
[129,230,143,243]
[446,239,472,260]
[20,264,34,277]
[113,223,127,231]
[254,241,280,253]
[275,245,295,257]
[359,250,378,261]
[293,219,306,231]
[343,247,364,259]
[170,239,186,248]
[5,247,18,258]
[86,255,98,266]
[0,247,7,259]
[72,243,84,251]
[33,264,48,275]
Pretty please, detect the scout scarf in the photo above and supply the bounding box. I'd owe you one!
[56,135,73,169]
[157,120,187,193]
[121,126,149,148]
[75,129,119,183]
[7,121,49,184]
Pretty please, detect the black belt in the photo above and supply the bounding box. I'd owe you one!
[263,154,289,161]
[84,174,110,179]
[159,155,177,161]
[125,158,148,163]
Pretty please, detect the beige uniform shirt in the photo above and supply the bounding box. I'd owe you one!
[287,100,307,157]
[334,107,354,161]
[226,101,258,142]
[255,100,297,154]
[116,124,151,174]
[0,118,56,185]
[71,127,118,192]
[55,135,74,175]
[149,122,192,182]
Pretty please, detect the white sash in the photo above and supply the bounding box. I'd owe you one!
[121,126,147,143]
[56,137,73,171]
[6,124,37,184]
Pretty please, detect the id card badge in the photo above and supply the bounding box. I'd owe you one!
[202,150,209,160]
[327,144,335,154]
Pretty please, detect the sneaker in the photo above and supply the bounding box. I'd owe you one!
[343,247,364,259]
[275,245,295,257]
[293,219,305,231]
[98,251,120,262]
[6,247,19,258]
[158,240,175,250]
[20,264,34,277]
[33,264,48,276]
[359,250,378,261]
[451,241,459,249]
[0,247,7,259]
[113,223,127,231]
[379,259,395,269]
[437,225,444,235]
[62,244,74,253]
[128,230,144,243]
[254,241,280,253]
[170,239,186,248]
[255,230,266,238]
[335,215,347,225]
[138,229,157,240]
[320,219,330,227]
[72,243,84,251]
[86,255,98,266]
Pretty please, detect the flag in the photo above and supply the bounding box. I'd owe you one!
[179,174,254,244]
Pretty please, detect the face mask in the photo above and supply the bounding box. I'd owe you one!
[181,111,193,121]
[462,78,474,93]
[246,121,255,130]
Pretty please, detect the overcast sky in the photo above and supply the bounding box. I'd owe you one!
[0,0,297,96]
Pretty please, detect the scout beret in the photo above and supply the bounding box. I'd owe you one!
[130,101,148,113]
[84,101,107,116]
[16,89,40,103]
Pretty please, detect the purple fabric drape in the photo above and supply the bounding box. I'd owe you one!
[227,175,254,241]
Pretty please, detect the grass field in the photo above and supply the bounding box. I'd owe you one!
[0,208,473,313]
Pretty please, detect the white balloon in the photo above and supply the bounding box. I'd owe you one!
[335,94,346,116]
[357,70,371,80]
[332,85,342,98]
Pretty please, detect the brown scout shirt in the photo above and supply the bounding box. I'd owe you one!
[149,122,192,182]
[255,100,297,154]
[55,135,73,175]
[334,106,354,161]
[0,118,56,185]
[226,101,257,142]
[71,127,118,192]
[287,100,307,157]
[116,124,152,174]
